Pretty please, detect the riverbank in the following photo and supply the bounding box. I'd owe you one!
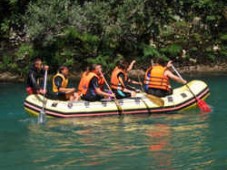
[124,64,227,78]
[0,64,227,83]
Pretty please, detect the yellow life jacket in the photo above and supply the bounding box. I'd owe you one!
[52,73,69,93]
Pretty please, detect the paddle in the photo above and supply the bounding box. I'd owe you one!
[101,73,123,115]
[137,73,164,107]
[171,65,211,113]
[38,69,48,124]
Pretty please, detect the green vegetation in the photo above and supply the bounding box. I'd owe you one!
[0,0,226,75]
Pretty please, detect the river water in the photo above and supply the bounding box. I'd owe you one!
[0,74,226,170]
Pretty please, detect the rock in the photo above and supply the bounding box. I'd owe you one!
[0,72,24,82]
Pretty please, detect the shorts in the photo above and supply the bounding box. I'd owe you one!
[56,92,67,101]
[112,89,131,99]
[81,94,103,102]
[26,87,37,95]
[147,88,172,97]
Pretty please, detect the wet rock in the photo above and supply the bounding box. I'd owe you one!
[0,72,24,82]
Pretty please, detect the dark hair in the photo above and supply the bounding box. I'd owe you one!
[89,63,101,72]
[117,60,128,70]
[33,58,42,64]
[58,66,68,73]
[155,58,166,67]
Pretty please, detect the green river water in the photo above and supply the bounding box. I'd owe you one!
[0,74,226,170]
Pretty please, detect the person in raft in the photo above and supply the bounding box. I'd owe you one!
[26,58,49,95]
[78,64,115,101]
[144,58,187,97]
[52,66,79,101]
[110,60,139,99]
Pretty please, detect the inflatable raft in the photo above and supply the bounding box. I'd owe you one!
[24,80,210,118]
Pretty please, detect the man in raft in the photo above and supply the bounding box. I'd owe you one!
[110,60,141,99]
[26,58,49,95]
[144,58,187,97]
[78,64,115,101]
[52,66,79,101]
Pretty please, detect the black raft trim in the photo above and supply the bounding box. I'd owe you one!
[24,101,149,117]
[24,87,209,117]
[150,87,210,113]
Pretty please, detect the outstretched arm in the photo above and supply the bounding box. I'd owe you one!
[127,60,136,72]
[166,70,187,84]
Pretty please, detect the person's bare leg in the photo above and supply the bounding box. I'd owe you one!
[73,92,80,101]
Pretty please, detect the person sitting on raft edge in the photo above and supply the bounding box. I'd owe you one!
[52,66,80,101]
[110,60,139,99]
[144,58,187,97]
[26,58,49,95]
[78,64,115,102]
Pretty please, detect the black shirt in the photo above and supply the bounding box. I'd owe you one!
[118,73,128,87]
[54,76,63,91]
[26,66,45,90]
[86,77,99,96]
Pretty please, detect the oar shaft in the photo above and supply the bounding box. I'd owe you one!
[43,70,48,91]
[171,65,183,80]
[38,69,48,124]
[101,74,122,114]
[171,65,198,100]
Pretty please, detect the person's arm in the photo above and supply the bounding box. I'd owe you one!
[54,76,75,93]
[128,79,142,85]
[118,74,126,89]
[29,71,40,91]
[118,74,136,96]
[95,88,115,98]
[92,77,114,97]
[165,70,187,84]
[127,60,136,72]
[40,65,49,74]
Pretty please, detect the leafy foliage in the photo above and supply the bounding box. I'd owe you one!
[0,0,226,75]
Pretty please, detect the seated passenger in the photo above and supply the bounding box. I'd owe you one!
[78,64,115,101]
[110,60,136,99]
[52,66,79,101]
[145,58,187,97]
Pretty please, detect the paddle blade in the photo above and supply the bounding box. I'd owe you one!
[197,99,212,113]
[38,110,46,124]
[146,94,164,107]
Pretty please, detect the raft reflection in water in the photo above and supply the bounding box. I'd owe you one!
[25,113,211,169]
[146,114,211,169]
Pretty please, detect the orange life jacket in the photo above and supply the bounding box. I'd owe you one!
[78,72,98,95]
[77,71,87,95]
[52,73,69,93]
[111,67,127,90]
[148,65,170,91]
[98,76,105,90]
[144,66,152,85]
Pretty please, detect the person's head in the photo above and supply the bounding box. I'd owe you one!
[33,58,43,70]
[59,66,69,76]
[117,60,128,70]
[89,64,102,75]
[154,58,166,67]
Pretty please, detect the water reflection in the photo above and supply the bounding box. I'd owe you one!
[24,112,211,169]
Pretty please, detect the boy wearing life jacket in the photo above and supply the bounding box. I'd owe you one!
[78,64,115,101]
[145,58,187,97]
[110,60,137,99]
[26,58,49,95]
[52,66,79,101]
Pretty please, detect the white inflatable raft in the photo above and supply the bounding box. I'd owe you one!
[24,80,210,118]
